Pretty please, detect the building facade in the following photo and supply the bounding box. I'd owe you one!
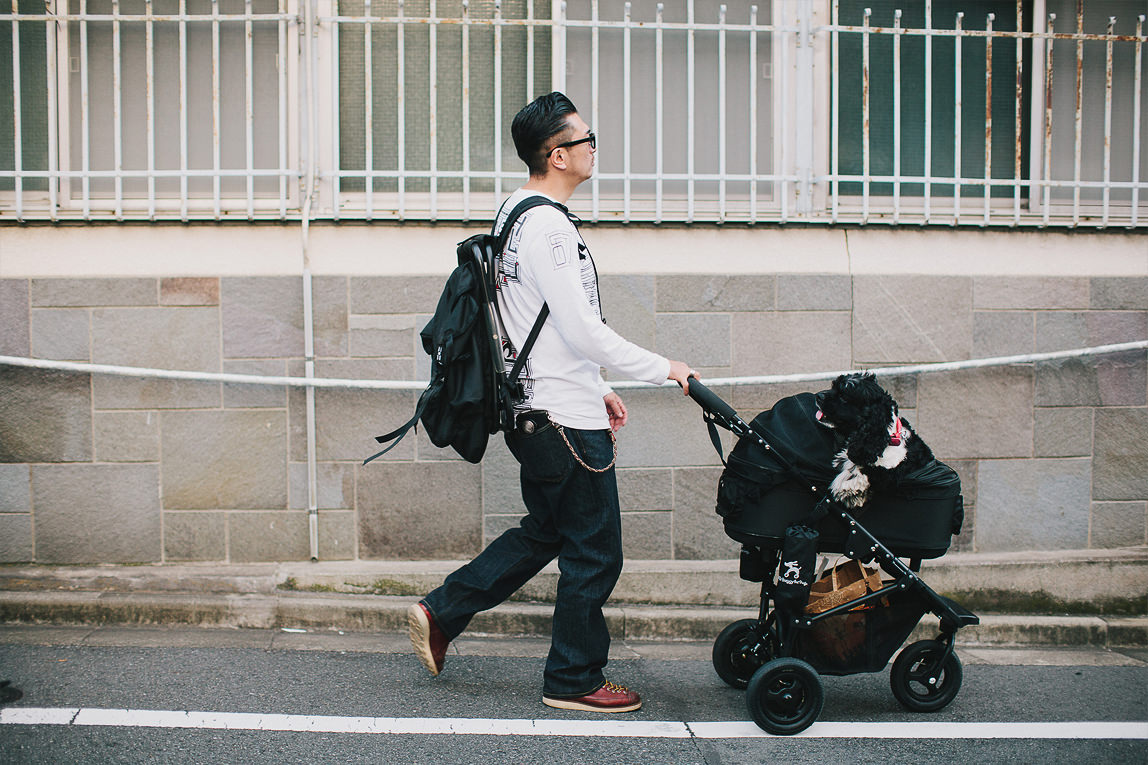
[2,0,1146,565]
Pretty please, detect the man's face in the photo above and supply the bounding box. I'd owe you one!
[553,113,595,181]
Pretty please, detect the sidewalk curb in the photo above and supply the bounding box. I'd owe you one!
[2,590,1145,647]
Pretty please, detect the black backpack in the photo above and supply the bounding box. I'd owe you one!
[365,196,566,464]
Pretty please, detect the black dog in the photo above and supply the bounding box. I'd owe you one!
[814,373,933,508]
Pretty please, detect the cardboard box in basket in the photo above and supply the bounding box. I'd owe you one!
[804,559,883,614]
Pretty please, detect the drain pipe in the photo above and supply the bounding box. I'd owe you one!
[301,0,320,561]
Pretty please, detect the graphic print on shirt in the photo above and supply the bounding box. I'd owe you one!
[548,232,571,268]
[496,208,531,287]
[577,241,602,319]
[495,203,603,417]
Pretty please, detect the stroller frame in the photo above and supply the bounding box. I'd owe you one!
[687,379,979,735]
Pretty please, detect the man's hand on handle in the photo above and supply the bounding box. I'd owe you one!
[667,360,699,396]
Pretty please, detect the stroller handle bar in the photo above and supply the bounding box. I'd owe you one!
[686,378,741,425]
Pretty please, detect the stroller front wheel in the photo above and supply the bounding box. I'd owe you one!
[890,639,964,713]
[712,618,775,690]
[746,657,824,735]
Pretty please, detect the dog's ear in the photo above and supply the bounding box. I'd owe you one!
[846,400,894,466]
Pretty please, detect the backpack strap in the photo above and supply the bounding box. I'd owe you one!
[363,378,441,465]
[491,194,573,384]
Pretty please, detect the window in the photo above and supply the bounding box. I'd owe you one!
[333,0,552,219]
[832,0,1147,222]
[1,0,50,196]
[2,0,294,218]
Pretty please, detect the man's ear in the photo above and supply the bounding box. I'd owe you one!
[548,148,567,172]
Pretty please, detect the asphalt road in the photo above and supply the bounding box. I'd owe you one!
[1,625,1145,764]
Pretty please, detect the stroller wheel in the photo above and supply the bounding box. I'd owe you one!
[712,619,774,690]
[746,658,824,735]
[890,639,964,713]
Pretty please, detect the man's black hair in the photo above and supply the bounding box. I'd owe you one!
[511,91,579,176]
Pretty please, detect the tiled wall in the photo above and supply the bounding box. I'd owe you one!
[1,273,1145,564]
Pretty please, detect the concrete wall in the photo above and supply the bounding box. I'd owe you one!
[0,225,1145,564]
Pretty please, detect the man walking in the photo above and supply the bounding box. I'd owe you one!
[409,92,696,714]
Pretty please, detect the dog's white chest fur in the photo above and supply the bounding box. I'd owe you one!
[829,418,911,508]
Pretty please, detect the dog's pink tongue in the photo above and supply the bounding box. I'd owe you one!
[815,410,824,421]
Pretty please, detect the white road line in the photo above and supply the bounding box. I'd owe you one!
[3,708,1147,739]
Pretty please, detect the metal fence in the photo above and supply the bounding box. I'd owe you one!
[2,0,1145,226]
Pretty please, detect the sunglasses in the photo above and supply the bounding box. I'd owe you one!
[546,132,596,158]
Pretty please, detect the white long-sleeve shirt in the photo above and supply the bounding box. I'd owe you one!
[493,188,671,430]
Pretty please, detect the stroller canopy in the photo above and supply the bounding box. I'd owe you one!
[745,392,959,502]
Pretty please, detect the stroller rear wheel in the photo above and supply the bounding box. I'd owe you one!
[712,618,775,690]
[746,657,824,735]
[890,639,963,713]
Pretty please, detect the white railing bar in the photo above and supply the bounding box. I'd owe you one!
[718,3,726,222]
[686,0,694,223]
[983,12,994,227]
[655,1,663,223]
[212,0,221,219]
[554,0,565,97]
[6,8,1140,33]
[310,12,781,34]
[923,1,932,222]
[590,0,599,220]
[1042,12,1055,228]
[831,0,839,222]
[493,0,501,208]
[624,2,631,223]
[245,0,255,219]
[0,168,298,179]
[1133,16,1144,228]
[954,11,962,225]
[3,11,293,22]
[893,9,902,224]
[397,0,405,219]
[80,0,90,218]
[1012,0,1022,226]
[113,0,123,219]
[525,0,533,100]
[429,0,437,220]
[365,0,373,220]
[1071,4,1083,226]
[749,3,757,222]
[11,0,21,221]
[4,341,1144,391]
[280,0,289,219]
[330,1,340,221]
[861,7,870,224]
[462,0,470,221]
[824,23,1146,44]
[179,0,188,220]
[146,0,156,219]
[820,175,1148,190]
[8,168,1144,190]
[45,1,58,219]
[1102,16,1115,229]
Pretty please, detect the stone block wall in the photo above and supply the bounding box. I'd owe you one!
[1,273,1145,564]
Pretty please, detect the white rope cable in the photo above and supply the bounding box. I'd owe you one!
[1,340,1145,391]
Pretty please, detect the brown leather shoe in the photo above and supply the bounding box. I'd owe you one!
[408,602,448,676]
[542,681,642,713]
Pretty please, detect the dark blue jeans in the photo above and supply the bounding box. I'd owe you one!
[422,421,622,698]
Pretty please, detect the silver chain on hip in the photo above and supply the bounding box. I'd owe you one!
[551,419,618,473]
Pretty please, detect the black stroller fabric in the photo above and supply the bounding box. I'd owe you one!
[716,393,963,559]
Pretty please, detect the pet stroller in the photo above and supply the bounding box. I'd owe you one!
[685,380,979,735]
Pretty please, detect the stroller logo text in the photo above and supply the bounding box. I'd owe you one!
[779,560,807,586]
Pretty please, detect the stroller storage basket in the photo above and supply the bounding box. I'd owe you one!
[799,588,928,676]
